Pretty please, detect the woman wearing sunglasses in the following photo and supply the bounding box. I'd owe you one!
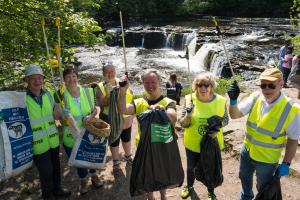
[227,68,300,200]
[179,72,229,200]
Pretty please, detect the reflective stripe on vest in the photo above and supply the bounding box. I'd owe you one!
[84,87,94,112]
[30,115,54,125]
[45,91,55,108]
[32,126,57,139]
[26,91,59,155]
[246,101,292,139]
[63,86,94,148]
[183,93,226,153]
[245,134,285,149]
[245,93,297,163]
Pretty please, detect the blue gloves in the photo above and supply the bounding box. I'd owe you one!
[276,163,290,177]
[227,81,240,105]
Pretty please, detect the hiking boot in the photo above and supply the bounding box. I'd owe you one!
[91,174,103,188]
[80,178,89,195]
[124,154,133,164]
[180,186,193,199]
[53,187,71,198]
[208,192,217,200]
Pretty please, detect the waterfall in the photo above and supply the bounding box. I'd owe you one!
[210,53,225,76]
[190,43,224,75]
[188,37,197,56]
[165,33,172,48]
[141,36,144,48]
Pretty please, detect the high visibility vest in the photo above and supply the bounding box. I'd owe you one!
[26,91,59,155]
[245,92,300,164]
[134,97,174,146]
[98,81,133,116]
[63,87,94,148]
[183,93,226,153]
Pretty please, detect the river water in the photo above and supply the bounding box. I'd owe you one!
[74,17,297,94]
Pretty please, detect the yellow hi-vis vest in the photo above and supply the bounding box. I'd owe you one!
[98,81,133,116]
[26,91,59,155]
[63,87,94,148]
[244,92,300,164]
[183,93,226,153]
[134,97,174,146]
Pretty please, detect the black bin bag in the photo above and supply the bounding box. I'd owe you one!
[195,132,223,189]
[254,175,282,200]
[130,110,184,197]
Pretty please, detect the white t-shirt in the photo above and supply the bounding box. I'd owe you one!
[238,92,300,140]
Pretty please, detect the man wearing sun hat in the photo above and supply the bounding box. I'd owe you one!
[24,64,71,200]
[227,67,300,200]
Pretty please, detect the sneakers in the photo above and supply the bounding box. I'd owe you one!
[80,178,89,195]
[180,186,193,199]
[124,154,133,164]
[208,192,217,200]
[91,174,103,188]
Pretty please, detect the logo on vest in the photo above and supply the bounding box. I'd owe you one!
[8,122,26,139]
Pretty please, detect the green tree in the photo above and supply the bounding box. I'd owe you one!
[0,0,104,89]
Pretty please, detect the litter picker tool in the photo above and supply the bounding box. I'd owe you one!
[212,17,235,76]
[179,45,193,111]
[114,0,128,87]
[55,17,64,83]
[41,17,56,88]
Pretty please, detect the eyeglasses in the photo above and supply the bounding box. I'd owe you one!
[260,83,277,89]
[197,83,210,88]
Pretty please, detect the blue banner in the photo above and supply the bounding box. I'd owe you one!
[75,130,107,163]
[2,107,33,169]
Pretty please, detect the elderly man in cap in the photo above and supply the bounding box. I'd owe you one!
[24,64,70,200]
[227,68,300,200]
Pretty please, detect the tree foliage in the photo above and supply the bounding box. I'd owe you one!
[291,0,300,53]
[0,0,104,89]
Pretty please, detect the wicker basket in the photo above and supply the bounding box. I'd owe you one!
[84,118,111,138]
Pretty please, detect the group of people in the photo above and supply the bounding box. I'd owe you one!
[21,61,300,200]
[278,39,300,98]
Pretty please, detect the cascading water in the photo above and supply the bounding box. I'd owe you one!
[75,18,295,93]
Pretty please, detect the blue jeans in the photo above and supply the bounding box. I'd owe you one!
[239,145,277,200]
[64,145,96,179]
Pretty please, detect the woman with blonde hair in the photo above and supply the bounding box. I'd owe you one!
[179,72,229,200]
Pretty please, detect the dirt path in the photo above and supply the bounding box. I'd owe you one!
[1,88,300,200]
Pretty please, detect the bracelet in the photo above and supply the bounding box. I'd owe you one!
[230,99,237,105]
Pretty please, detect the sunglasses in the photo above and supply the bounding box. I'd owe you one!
[197,83,210,88]
[260,83,277,89]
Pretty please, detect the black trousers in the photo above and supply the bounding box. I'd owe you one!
[33,147,61,197]
[185,148,214,193]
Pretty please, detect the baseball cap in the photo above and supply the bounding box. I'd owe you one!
[259,68,283,81]
[24,64,45,78]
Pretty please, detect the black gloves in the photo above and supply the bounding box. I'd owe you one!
[207,115,223,135]
[227,81,240,100]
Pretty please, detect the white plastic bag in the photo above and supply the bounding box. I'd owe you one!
[68,128,108,169]
[0,91,33,182]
